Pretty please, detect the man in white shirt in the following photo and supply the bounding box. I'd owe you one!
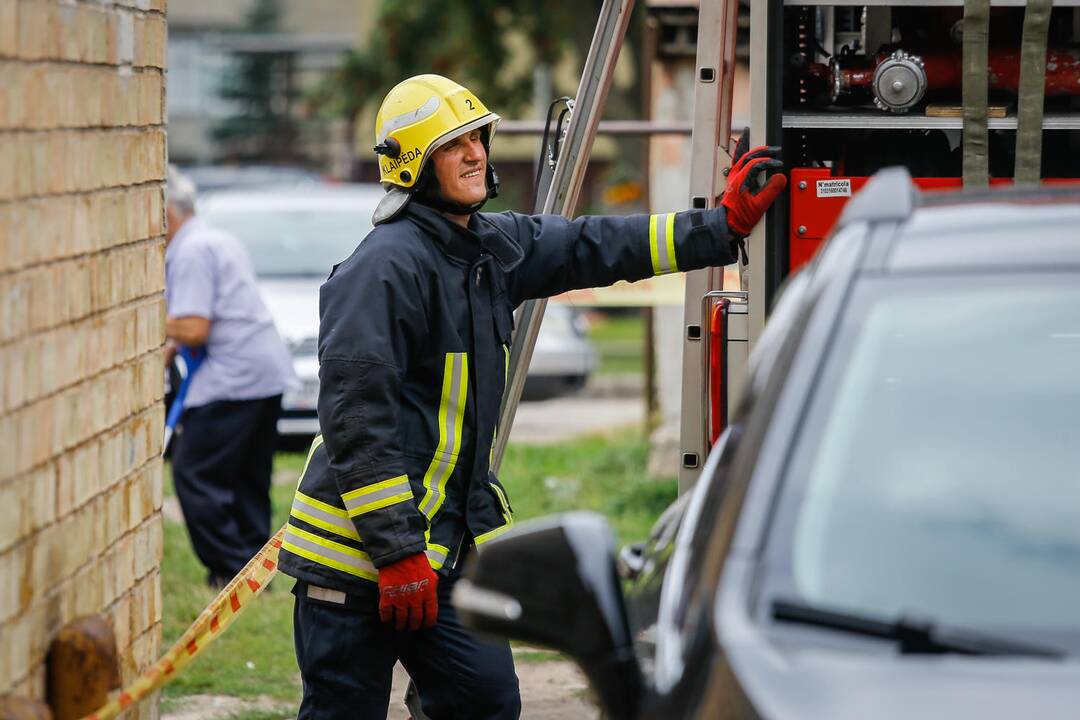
[165,165,297,587]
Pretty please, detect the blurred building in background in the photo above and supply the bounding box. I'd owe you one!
[164,0,647,215]
[167,0,374,174]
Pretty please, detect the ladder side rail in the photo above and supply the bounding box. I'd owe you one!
[491,0,636,475]
[678,0,743,493]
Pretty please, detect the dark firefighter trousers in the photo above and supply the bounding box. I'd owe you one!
[172,394,282,586]
[292,557,521,720]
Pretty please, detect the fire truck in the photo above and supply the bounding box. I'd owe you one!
[677,0,1080,490]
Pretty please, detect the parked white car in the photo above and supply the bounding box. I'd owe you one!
[199,184,597,438]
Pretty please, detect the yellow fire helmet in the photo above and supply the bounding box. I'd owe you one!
[372,74,501,224]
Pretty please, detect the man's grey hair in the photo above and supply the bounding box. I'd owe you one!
[167,164,197,215]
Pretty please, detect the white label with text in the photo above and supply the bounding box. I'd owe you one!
[816,179,852,197]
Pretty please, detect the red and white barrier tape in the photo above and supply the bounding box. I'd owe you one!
[81,525,287,720]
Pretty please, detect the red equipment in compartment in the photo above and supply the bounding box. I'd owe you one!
[788,169,1078,272]
[809,47,1080,102]
[708,298,729,446]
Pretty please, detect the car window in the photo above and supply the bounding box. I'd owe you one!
[202,207,372,277]
[763,275,1080,649]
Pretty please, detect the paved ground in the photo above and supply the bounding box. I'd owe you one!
[508,393,645,444]
[163,658,596,719]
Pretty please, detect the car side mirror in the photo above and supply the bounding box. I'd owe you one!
[453,511,643,719]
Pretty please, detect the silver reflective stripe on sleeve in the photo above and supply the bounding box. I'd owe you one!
[291,491,361,541]
[341,475,413,518]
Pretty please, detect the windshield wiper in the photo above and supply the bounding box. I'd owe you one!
[772,599,1064,659]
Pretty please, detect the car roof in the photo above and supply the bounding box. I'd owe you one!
[197,183,386,213]
[182,164,324,192]
[890,197,1080,272]
[836,169,1080,273]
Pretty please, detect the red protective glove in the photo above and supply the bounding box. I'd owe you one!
[378,553,438,631]
[721,133,787,237]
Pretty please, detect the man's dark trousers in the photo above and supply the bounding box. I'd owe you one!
[172,394,282,585]
[292,564,521,720]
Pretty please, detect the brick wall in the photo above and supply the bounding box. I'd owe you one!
[0,0,168,715]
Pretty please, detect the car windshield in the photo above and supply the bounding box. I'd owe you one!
[202,206,371,277]
[765,275,1080,649]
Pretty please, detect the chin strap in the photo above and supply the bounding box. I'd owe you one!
[414,162,500,216]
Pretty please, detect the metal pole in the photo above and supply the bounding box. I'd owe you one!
[490,0,636,474]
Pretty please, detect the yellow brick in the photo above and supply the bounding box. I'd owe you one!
[133,13,165,69]
[0,133,13,199]
[128,623,158,674]
[27,519,65,595]
[131,570,157,635]
[15,662,41,698]
[0,271,32,342]
[0,0,15,57]
[56,441,99,518]
[2,129,168,200]
[104,480,125,546]
[0,542,29,623]
[112,533,135,597]
[0,416,15,484]
[137,71,164,126]
[0,620,20,694]
[0,604,44,692]
[132,513,158,579]
[78,560,105,617]
[0,203,13,269]
[0,64,168,131]
[110,590,132,650]
[0,60,21,127]
[12,396,55,479]
[0,464,56,553]
[16,0,54,60]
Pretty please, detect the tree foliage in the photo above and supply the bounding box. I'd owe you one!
[322,0,610,125]
[212,0,299,161]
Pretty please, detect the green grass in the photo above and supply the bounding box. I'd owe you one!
[161,475,300,705]
[585,311,646,376]
[498,432,675,543]
[160,431,674,708]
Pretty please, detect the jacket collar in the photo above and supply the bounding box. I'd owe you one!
[403,203,523,272]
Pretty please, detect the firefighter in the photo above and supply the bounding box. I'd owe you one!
[277,74,786,720]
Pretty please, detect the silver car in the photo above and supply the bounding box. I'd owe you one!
[199,184,597,438]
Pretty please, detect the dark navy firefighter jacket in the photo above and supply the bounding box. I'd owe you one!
[277,202,739,595]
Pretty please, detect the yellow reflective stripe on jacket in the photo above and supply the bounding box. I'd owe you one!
[474,523,512,546]
[290,491,360,541]
[489,482,513,526]
[341,475,413,518]
[426,543,449,570]
[649,212,679,275]
[298,434,325,485]
[291,491,449,571]
[283,524,377,581]
[419,352,468,520]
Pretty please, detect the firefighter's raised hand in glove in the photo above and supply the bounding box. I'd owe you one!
[721,133,787,237]
[378,553,438,631]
